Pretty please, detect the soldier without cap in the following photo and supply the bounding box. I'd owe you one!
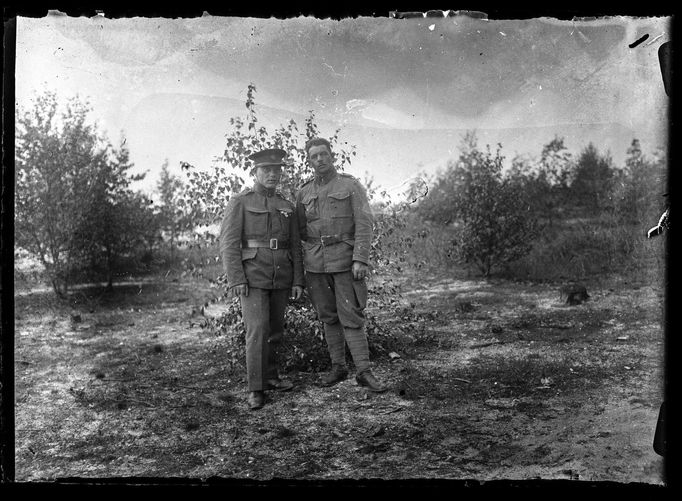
[296,138,387,392]
[219,148,305,410]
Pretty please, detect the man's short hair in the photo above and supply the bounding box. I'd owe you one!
[304,137,332,155]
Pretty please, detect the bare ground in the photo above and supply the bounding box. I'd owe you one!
[13,273,666,486]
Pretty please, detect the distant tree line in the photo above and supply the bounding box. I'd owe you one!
[15,89,667,296]
[413,130,667,277]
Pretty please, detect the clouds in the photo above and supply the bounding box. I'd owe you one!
[19,13,668,125]
[15,12,671,191]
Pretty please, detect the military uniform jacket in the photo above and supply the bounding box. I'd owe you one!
[295,171,373,273]
[220,183,304,289]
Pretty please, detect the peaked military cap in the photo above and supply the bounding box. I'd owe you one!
[248,148,287,168]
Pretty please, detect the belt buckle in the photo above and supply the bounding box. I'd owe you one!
[320,235,331,246]
[269,238,278,250]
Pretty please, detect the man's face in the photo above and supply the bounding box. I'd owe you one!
[254,165,282,189]
[308,144,334,176]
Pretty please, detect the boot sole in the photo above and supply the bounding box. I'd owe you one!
[356,379,388,392]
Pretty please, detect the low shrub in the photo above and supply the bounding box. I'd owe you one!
[200,274,438,374]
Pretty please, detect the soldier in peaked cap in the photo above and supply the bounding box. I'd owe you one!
[219,148,304,410]
[295,138,387,393]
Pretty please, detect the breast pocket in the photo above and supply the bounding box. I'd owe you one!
[328,191,352,218]
[302,194,319,222]
[243,207,269,237]
[274,208,293,238]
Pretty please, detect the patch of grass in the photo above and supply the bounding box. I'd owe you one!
[503,218,666,283]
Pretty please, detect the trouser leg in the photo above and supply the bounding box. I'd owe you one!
[306,272,345,366]
[240,287,269,391]
[333,272,371,374]
[307,271,371,373]
[265,288,289,379]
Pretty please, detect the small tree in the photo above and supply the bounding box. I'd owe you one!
[538,136,573,187]
[418,131,539,277]
[179,84,356,371]
[181,85,426,372]
[15,92,104,294]
[70,138,149,289]
[507,136,573,230]
[156,159,187,264]
[179,84,356,239]
[612,139,666,225]
[568,142,617,213]
[135,196,163,270]
[16,90,152,294]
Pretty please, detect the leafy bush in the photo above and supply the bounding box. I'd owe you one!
[202,287,437,375]
[197,208,437,373]
[417,132,540,277]
[180,85,432,373]
[15,90,155,294]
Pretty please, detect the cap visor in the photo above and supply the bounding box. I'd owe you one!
[254,162,285,167]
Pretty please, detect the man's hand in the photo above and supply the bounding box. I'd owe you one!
[352,261,369,281]
[291,285,304,300]
[232,284,249,297]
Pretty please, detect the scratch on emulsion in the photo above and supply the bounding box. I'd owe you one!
[644,34,664,47]
[629,34,649,48]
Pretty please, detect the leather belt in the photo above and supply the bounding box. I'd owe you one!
[306,233,354,246]
[242,239,289,250]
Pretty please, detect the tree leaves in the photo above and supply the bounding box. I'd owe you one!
[177,83,357,278]
[415,132,540,277]
[15,91,157,294]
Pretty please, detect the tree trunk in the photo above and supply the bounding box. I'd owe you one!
[170,230,175,264]
[106,247,114,291]
[51,278,62,297]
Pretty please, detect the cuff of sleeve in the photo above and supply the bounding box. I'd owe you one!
[352,255,369,265]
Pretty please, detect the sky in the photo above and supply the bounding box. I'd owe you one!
[15,10,671,196]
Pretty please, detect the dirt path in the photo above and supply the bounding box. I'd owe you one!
[13,276,666,485]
